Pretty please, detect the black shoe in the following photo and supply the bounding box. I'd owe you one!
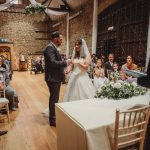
[10,107,17,111]
[0,131,8,136]
[15,104,19,108]
[50,121,56,127]
[0,109,7,114]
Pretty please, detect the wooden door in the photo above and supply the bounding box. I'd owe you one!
[97,0,149,66]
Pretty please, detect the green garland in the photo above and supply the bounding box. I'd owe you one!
[25,4,46,15]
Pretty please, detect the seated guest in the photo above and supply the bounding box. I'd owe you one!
[138,58,150,88]
[6,84,19,110]
[0,56,12,80]
[0,56,8,70]
[93,68,108,89]
[93,59,104,74]
[0,71,4,91]
[93,59,104,81]
[104,53,115,77]
[109,62,121,81]
[91,53,97,65]
[101,55,106,66]
[3,54,13,80]
[121,55,138,82]
[0,60,19,110]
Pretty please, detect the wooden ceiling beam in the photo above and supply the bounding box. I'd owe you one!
[0,10,25,14]
[35,38,51,40]
[47,7,70,12]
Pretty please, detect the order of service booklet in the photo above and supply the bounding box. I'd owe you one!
[126,70,147,78]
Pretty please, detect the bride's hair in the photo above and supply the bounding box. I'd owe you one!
[74,39,85,59]
[75,39,82,45]
[72,38,91,64]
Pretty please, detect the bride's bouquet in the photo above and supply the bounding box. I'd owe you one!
[65,66,72,83]
[95,81,147,100]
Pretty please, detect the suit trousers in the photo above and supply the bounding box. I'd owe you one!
[46,81,61,122]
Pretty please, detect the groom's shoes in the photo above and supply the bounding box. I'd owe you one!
[50,118,56,127]
[0,131,8,136]
[49,117,56,127]
[50,121,56,127]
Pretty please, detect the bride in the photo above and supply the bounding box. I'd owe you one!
[42,39,96,116]
[64,38,96,101]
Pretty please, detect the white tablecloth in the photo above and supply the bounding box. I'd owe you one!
[56,91,150,150]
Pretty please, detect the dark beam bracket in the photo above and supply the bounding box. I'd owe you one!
[47,0,73,12]
[35,30,52,33]
[62,0,73,12]
[35,38,51,40]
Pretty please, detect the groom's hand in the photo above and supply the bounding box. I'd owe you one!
[66,59,72,66]
[69,60,74,65]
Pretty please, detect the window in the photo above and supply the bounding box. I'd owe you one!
[13,0,19,4]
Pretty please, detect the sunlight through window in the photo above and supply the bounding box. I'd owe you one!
[13,0,19,4]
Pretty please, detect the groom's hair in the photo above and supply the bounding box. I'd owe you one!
[51,31,61,39]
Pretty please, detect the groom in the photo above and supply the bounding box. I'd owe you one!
[44,31,69,127]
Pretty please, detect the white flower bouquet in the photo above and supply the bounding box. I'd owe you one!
[95,81,147,99]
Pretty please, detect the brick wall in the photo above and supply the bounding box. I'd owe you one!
[0,10,50,56]
[0,0,117,57]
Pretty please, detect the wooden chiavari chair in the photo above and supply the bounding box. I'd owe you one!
[107,105,150,150]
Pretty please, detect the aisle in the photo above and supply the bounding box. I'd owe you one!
[0,71,66,150]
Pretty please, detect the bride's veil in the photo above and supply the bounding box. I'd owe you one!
[72,39,91,64]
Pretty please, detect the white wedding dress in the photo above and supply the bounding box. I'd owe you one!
[63,58,96,102]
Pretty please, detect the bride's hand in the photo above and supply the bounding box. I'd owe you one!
[66,65,72,73]
[70,60,74,65]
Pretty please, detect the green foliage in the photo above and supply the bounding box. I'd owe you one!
[95,81,147,100]
[25,4,46,15]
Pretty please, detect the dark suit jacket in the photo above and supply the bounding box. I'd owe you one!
[104,61,113,71]
[44,43,67,82]
[104,61,114,77]
[138,58,150,88]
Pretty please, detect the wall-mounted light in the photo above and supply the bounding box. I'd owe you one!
[108,26,114,31]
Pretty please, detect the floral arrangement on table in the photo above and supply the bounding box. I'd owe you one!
[25,4,46,22]
[95,81,147,100]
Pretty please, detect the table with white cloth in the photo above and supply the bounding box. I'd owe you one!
[56,91,150,150]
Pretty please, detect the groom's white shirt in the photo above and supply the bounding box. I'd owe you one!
[50,42,57,49]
